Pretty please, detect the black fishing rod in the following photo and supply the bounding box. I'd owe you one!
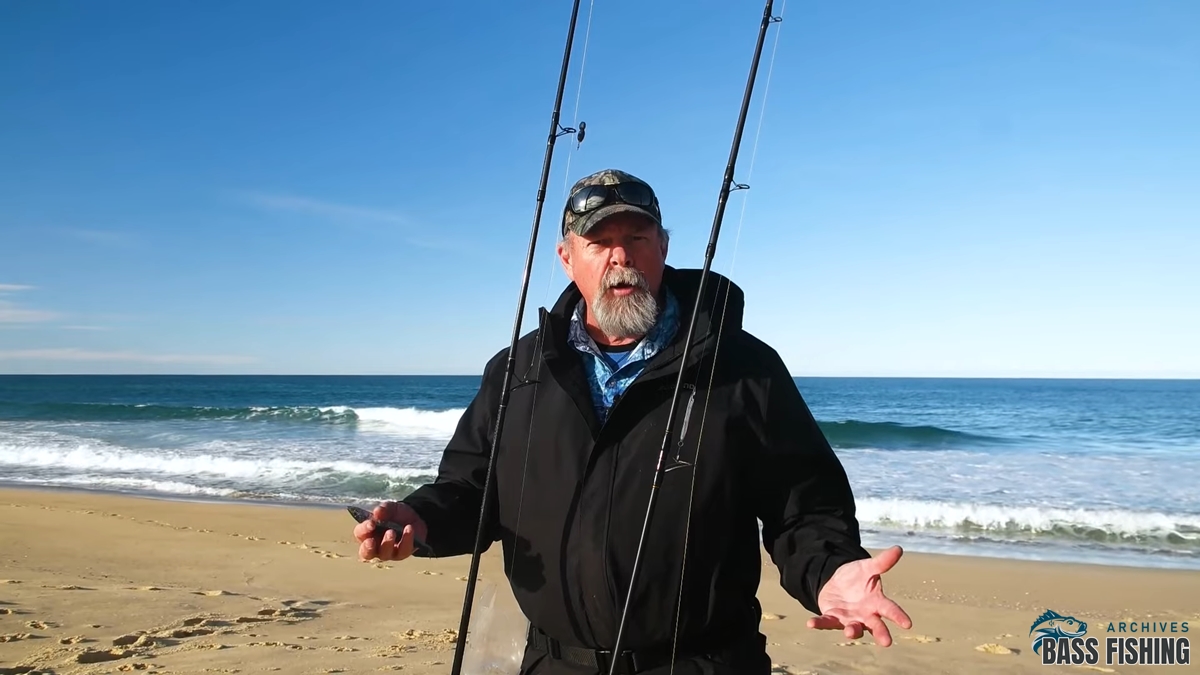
[606,2,781,673]
[447,2,587,675]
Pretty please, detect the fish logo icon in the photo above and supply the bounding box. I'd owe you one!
[1029,609,1088,654]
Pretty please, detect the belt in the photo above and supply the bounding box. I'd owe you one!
[527,625,688,675]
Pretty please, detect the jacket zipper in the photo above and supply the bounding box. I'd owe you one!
[601,434,619,643]
[587,333,713,643]
[595,380,699,642]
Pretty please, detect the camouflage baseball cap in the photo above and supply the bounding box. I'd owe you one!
[561,168,662,237]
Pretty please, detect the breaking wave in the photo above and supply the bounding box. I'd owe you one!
[3,403,1008,451]
[0,401,463,436]
[0,440,436,504]
[858,497,1200,552]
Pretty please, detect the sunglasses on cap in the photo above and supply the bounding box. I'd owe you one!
[566,182,660,218]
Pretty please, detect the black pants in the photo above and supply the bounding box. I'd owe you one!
[517,640,773,675]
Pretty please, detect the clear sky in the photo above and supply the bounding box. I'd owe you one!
[1,0,1197,378]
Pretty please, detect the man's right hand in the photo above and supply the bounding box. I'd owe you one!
[354,501,429,562]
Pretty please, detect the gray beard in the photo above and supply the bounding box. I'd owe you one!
[591,267,659,340]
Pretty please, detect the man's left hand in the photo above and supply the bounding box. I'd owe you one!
[806,545,912,647]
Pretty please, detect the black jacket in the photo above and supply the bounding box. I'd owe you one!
[402,266,869,667]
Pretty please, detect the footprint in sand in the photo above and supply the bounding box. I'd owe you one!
[418,570,442,576]
[374,644,418,658]
[247,640,306,650]
[396,628,459,645]
[113,633,155,647]
[0,608,13,615]
[0,633,34,642]
[0,580,20,584]
[76,648,135,664]
[167,626,216,638]
[835,640,865,647]
[117,664,154,672]
[25,620,55,629]
[235,615,274,623]
[194,589,235,597]
[901,635,941,644]
[232,607,316,624]
[770,666,815,675]
[975,643,1018,655]
[761,613,784,620]
[59,635,92,644]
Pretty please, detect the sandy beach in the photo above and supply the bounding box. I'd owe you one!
[1,487,1197,675]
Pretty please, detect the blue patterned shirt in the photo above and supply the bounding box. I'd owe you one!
[567,289,680,424]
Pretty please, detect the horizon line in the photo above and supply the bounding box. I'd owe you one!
[2,373,1198,381]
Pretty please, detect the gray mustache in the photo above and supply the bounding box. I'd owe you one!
[602,267,649,291]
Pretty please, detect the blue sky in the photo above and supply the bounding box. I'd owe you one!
[1,0,1197,377]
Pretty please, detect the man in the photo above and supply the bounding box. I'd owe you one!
[354,169,911,674]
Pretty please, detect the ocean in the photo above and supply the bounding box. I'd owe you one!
[1,375,1197,571]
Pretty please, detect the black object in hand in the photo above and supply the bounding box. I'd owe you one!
[347,505,433,556]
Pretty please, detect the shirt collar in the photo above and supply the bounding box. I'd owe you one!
[568,287,679,363]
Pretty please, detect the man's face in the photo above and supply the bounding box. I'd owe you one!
[557,213,668,341]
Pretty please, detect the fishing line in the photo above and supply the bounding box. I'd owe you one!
[668,1,788,671]
[724,0,785,282]
[606,2,783,673]
[560,0,596,192]
[508,0,597,589]
[539,0,596,310]
[447,2,588,674]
